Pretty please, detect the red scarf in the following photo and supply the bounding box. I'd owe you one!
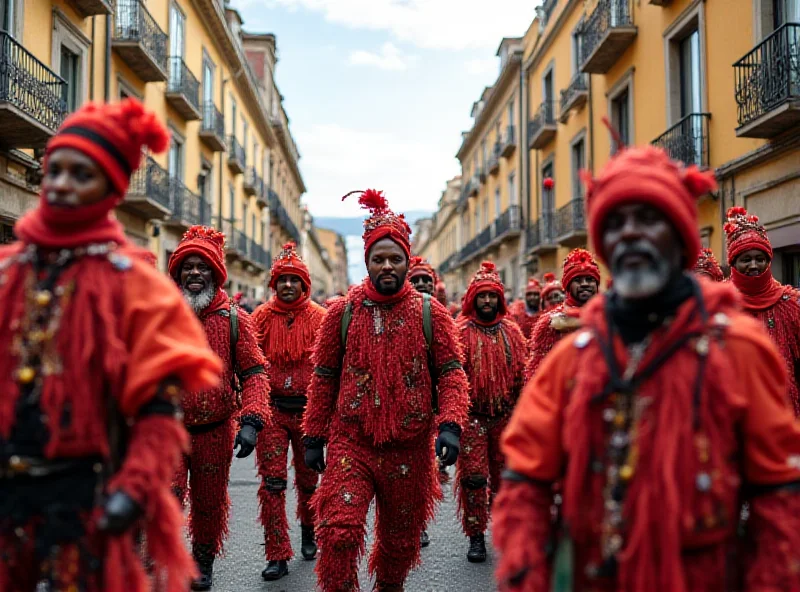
[564,293,584,308]
[731,266,785,311]
[362,277,413,305]
[199,289,231,318]
[258,295,319,362]
[15,196,127,248]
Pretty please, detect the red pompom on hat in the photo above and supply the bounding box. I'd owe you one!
[525,277,542,294]
[269,242,312,290]
[561,248,601,290]
[693,248,724,282]
[435,280,447,297]
[540,272,563,304]
[343,189,412,262]
[462,261,507,319]
[583,143,717,269]
[46,98,169,197]
[408,255,439,283]
[168,225,227,285]
[723,206,773,265]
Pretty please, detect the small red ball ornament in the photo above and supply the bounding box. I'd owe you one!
[543,177,554,190]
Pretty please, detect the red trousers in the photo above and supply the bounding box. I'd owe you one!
[256,407,318,560]
[172,418,237,555]
[313,434,440,591]
[456,414,509,536]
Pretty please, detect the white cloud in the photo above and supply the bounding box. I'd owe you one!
[263,0,536,51]
[464,57,498,76]
[349,42,415,71]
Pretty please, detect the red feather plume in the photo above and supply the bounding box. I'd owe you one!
[726,206,748,219]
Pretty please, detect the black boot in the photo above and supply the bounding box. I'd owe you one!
[261,560,289,581]
[420,530,430,548]
[467,533,487,563]
[191,544,215,590]
[301,524,318,560]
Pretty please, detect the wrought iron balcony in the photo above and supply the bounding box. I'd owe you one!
[554,197,587,247]
[267,189,301,244]
[526,213,557,254]
[69,0,111,16]
[121,156,171,219]
[459,206,521,264]
[221,220,243,257]
[734,24,800,138]
[227,136,245,175]
[457,180,473,209]
[199,103,226,152]
[112,0,168,82]
[501,125,517,157]
[256,179,269,208]
[0,32,67,149]
[248,238,270,269]
[559,74,589,123]
[166,57,200,120]
[469,175,480,196]
[652,113,710,168]
[488,144,501,175]
[580,0,637,74]
[528,101,557,149]
[438,251,461,275]
[477,166,487,184]
[243,167,261,196]
[166,178,209,229]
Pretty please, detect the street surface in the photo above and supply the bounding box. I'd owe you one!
[213,456,499,591]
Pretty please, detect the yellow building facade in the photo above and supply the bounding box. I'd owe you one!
[425,0,800,292]
[316,226,350,296]
[0,0,307,298]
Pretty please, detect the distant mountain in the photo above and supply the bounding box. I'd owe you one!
[314,211,434,238]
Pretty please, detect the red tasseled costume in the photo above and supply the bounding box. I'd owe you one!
[251,295,326,560]
[524,304,582,381]
[509,300,540,341]
[304,280,470,590]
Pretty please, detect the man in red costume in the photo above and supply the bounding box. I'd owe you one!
[251,242,326,581]
[525,249,600,380]
[509,278,541,340]
[0,99,222,592]
[539,273,564,311]
[168,227,271,590]
[434,280,448,307]
[494,144,800,592]
[304,189,470,592]
[456,262,527,564]
[724,207,800,414]
[693,247,724,282]
[408,255,437,296]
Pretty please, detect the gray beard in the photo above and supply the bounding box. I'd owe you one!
[183,281,217,313]
[611,241,670,300]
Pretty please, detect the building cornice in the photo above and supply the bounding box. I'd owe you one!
[524,0,583,75]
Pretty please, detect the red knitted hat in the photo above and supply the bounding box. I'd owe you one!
[168,225,227,285]
[561,248,601,290]
[462,261,507,318]
[723,206,773,264]
[540,272,563,303]
[269,242,312,290]
[583,144,717,269]
[693,248,724,282]
[524,277,542,294]
[46,98,169,197]
[343,189,411,262]
[434,280,447,298]
[408,255,439,283]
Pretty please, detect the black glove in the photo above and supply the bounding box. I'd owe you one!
[234,424,258,458]
[97,490,143,535]
[435,425,461,467]
[304,437,326,472]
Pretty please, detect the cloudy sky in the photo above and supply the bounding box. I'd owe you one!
[230,0,538,218]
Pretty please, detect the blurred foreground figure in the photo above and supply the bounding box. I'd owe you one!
[493,145,800,592]
[0,99,221,592]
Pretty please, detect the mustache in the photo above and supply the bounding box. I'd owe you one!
[610,240,661,269]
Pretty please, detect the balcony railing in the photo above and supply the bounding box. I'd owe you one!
[0,32,67,149]
[244,167,262,197]
[652,112,711,168]
[168,178,208,228]
[227,136,245,174]
[438,251,460,275]
[249,238,270,268]
[559,74,589,122]
[488,144,501,175]
[122,156,171,219]
[199,103,226,151]
[554,198,587,246]
[469,175,480,196]
[459,206,521,263]
[268,189,301,244]
[166,57,200,120]
[112,0,168,82]
[528,101,557,149]
[580,0,637,74]
[501,125,517,157]
[734,24,800,138]
[526,213,557,253]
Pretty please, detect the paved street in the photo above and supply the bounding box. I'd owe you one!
[213,456,498,591]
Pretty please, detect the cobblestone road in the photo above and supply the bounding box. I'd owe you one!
[212,456,498,591]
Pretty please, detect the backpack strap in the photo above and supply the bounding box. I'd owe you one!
[229,302,242,395]
[422,293,433,349]
[422,293,439,413]
[340,301,354,347]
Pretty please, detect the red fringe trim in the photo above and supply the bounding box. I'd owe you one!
[252,298,326,363]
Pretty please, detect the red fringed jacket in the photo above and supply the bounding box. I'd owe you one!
[524,303,581,381]
[251,297,326,406]
[186,289,270,428]
[458,316,527,416]
[508,301,540,341]
[494,281,800,592]
[303,281,470,446]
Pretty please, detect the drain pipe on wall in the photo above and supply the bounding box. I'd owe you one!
[218,78,227,229]
[104,15,111,101]
[588,74,595,174]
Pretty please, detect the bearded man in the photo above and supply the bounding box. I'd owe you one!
[303,189,470,592]
[539,273,564,311]
[251,243,326,581]
[724,207,800,414]
[509,278,541,340]
[456,262,526,564]
[525,249,600,380]
[168,227,271,590]
[0,100,222,592]
[434,281,448,307]
[494,145,800,592]
[693,247,724,282]
[408,256,437,295]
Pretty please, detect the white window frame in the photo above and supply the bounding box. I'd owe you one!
[570,129,587,199]
[663,0,707,126]
[51,8,91,111]
[606,67,635,153]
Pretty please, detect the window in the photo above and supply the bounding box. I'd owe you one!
[1,0,15,35]
[202,56,214,125]
[230,97,237,138]
[572,25,584,73]
[571,137,586,198]
[169,3,185,84]
[474,203,480,235]
[543,66,555,122]
[611,87,630,152]
[260,221,266,246]
[541,162,555,213]
[168,136,183,181]
[494,188,501,217]
[243,120,249,163]
[52,10,89,112]
[60,46,79,112]
[679,30,702,117]
[482,197,489,227]
[481,140,487,170]
[228,184,235,222]
[243,203,248,235]
[507,101,515,131]
[775,0,800,28]
[507,171,516,205]
[251,213,257,241]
